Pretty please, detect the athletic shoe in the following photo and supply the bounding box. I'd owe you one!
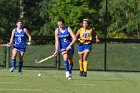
[79,71,83,77]
[67,77,72,80]
[18,72,22,74]
[66,71,70,78]
[67,74,72,80]
[83,72,87,77]
[10,67,16,72]
[69,74,72,77]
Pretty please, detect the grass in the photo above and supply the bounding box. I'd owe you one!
[0,69,140,93]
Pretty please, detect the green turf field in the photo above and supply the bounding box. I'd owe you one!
[0,69,140,93]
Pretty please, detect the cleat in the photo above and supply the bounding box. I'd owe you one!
[18,70,22,74]
[10,67,16,72]
[66,71,70,78]
[69,74,72,78]
[79,71,83,77]
[18,72,22,74]
[67,74,72,80]
[83,72,87,77]
[67,77,72,80]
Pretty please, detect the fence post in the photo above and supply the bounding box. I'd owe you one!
[6,47,10,69]
[3,47,7,68]
[104,0,108,71]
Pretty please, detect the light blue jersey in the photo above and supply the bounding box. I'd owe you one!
[13,28,26,52]
[58,26,74,54]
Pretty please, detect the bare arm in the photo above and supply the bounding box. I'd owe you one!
[24,28,32,42]
[92,29,99,42]
[53,28,59,56]
[75,29,80,38]
[9,29,15,44]
[67,27,76,49]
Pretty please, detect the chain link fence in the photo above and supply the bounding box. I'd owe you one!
[0,37,139,72]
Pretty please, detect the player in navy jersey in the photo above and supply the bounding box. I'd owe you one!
[8,20,31,74]
[53,17,76,80]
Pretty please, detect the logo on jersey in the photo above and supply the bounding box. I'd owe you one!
[82,32,91,38]
[58,34,69,38]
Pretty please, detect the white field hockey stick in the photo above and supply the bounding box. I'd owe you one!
[78,38,92,44]
[0,44,16,47]
[35,49,67,64]
[0,42,31,47]
[78,38,86,44]
[35,55,55,64]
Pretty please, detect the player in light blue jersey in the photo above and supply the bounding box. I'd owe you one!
[8,20,31,74]
[53,17,76,80]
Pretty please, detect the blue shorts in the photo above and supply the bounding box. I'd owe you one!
[13,44,26,53]
[59,45,74,55]
[78,43,92,54]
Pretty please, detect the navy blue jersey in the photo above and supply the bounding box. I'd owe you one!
[14,28,25,44]
[58,26,72,49]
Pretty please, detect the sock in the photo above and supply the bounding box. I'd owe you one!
[79,60,83,72]
[83,61,88,72]
[11,59,16,68]
[18,62,23,72]
[63,61,69,71]
[69,62,73,74]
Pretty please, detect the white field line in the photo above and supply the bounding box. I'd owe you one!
[0,82,38,85]
[73,84,95,86]
[0,89,42,92]
[48,90,59,92]
[48,89,93,92]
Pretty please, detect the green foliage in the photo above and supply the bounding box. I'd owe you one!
[37,0,55,35]
[38,0,99,35]
[48,0,96,32]
[100,0,140,38]
[108,30,128,38]
[0,0,19,36]
[0,0,139,38]
[23,0,44,35]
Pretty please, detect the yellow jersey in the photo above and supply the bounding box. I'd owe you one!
[79,27,93,44]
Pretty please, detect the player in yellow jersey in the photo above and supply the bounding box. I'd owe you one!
[76,19,99,77]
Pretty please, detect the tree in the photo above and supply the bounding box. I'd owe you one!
[0,0,19,36]
[100,0,140,38]
[47,0,96,33]
[22,0,55,36]
[37,0,55,35]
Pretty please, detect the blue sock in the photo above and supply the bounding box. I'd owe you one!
[69,63,73,74]
[18,62,23,72]
[11,59,16,68]
[63,61,69,71]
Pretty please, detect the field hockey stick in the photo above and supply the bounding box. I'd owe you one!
[0,44,16,47]
[78,38,93,44]
[0,42,31,47]
[78,38,86,44]
[35,55,55,64]
[35,48,68,64]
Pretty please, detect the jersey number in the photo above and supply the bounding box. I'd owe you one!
[18,37,21,42]
[63,38,67,42]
